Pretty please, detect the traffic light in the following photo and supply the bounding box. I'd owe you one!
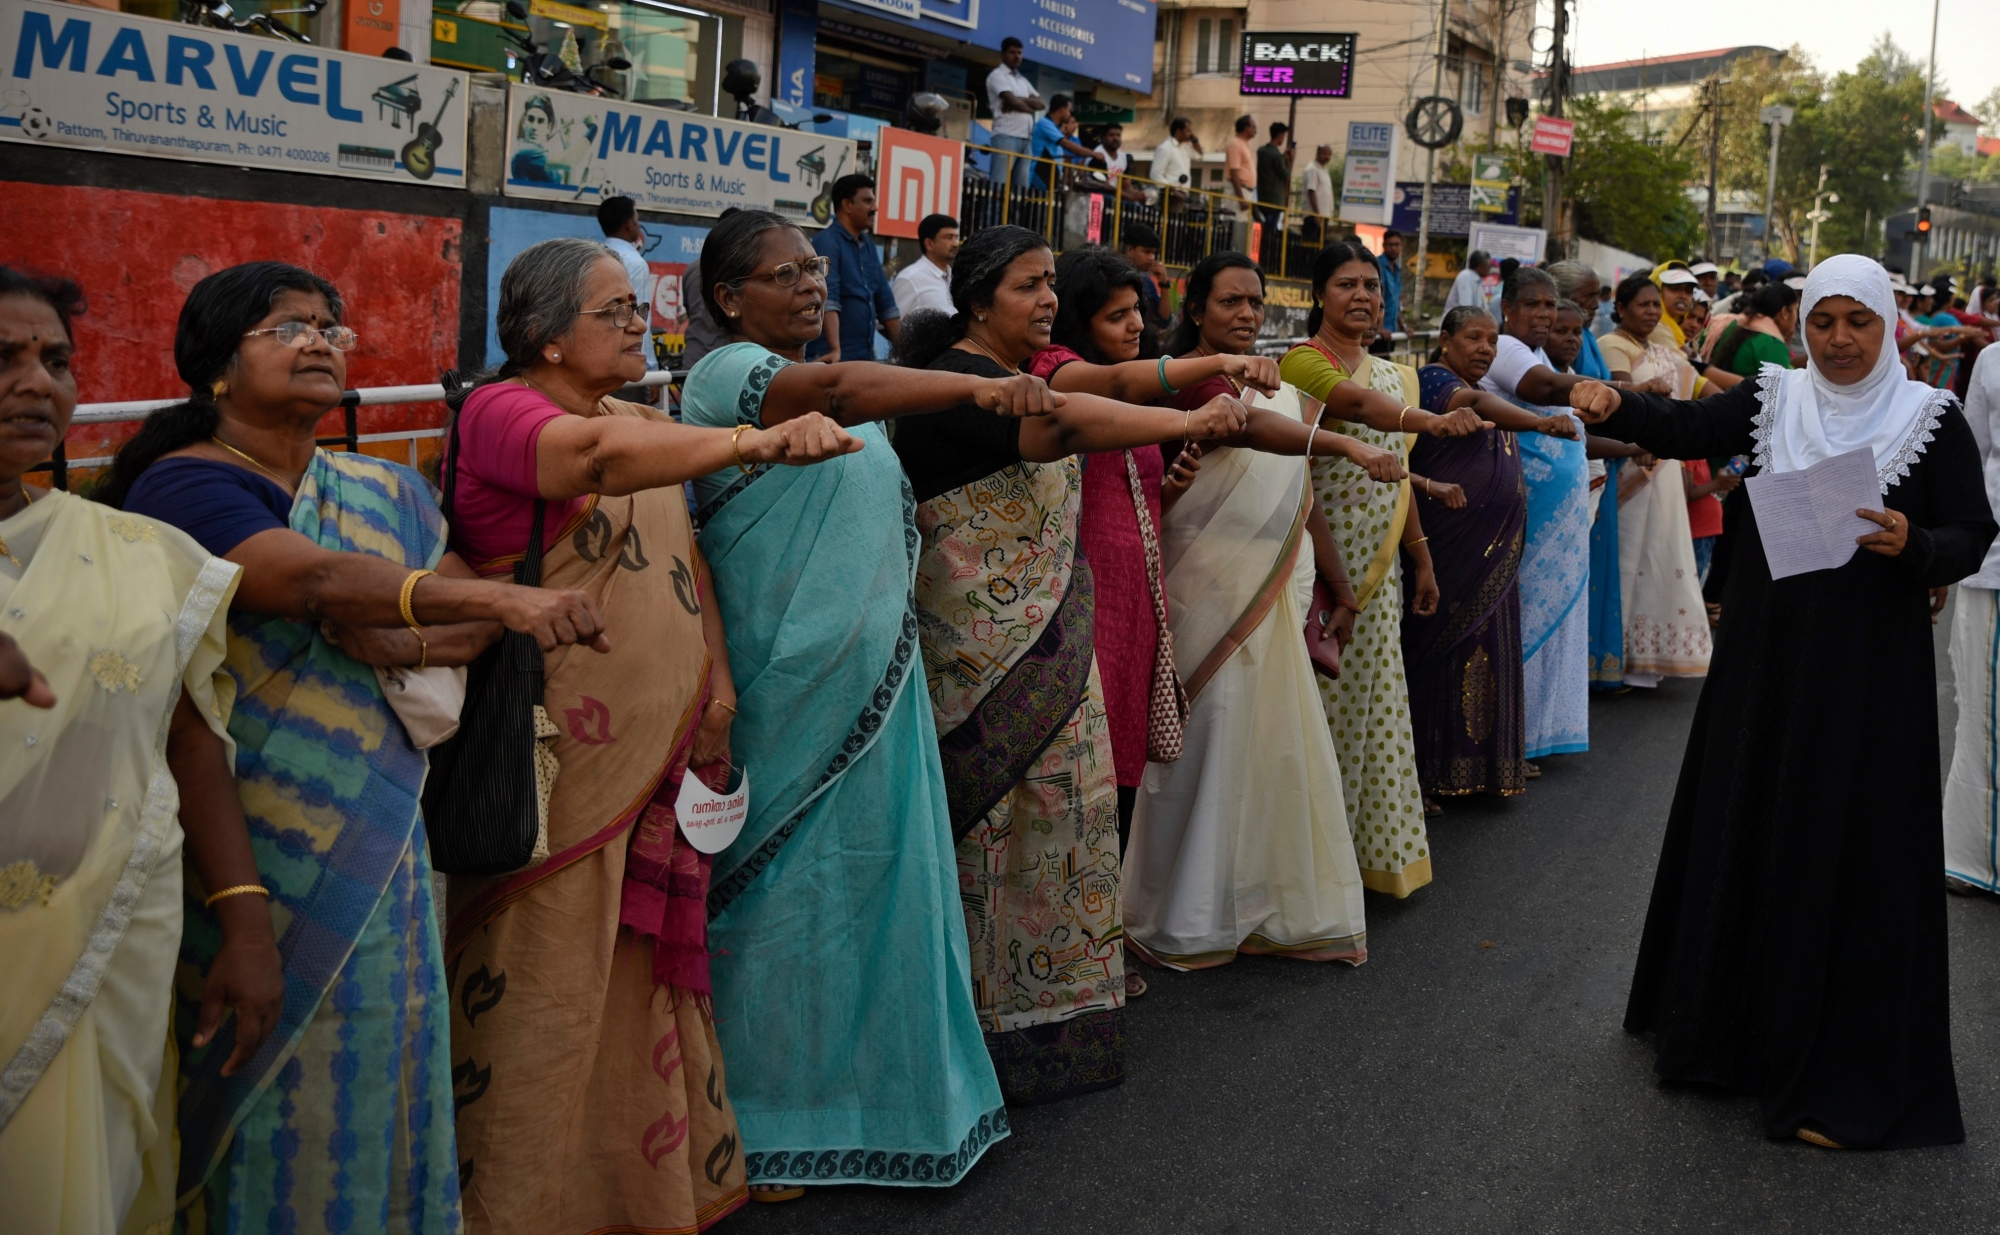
[1916,206,1933,243]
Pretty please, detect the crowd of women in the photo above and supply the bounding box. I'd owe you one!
[3,218,1997,1233]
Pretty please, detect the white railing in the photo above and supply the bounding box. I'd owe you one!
[48,371,682,477]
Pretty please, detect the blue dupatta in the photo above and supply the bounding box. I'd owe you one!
[1502,344,1592,660]
[680,342,1005,1187]
[1575,331,1627,688]
[174,451,456,1214]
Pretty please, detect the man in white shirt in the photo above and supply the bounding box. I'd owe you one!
[1150,117,1196,209]
[596,195,659,378]
[1442,250,1492,315]
[985,37,1041,190]
[1301,144,1336,242]
[1091,123,1130,188]
[891,213,958,320]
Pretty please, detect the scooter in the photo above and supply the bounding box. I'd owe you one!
[180,0,325,43]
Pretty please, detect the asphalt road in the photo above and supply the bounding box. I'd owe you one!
[736,597,2000,1234]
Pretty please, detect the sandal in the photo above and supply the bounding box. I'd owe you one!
[1125,969,1148,998]
[749,1185,806,1203]
[1422,794,1443,815]
[1795,1129,1844,1150]
[1524,761,1542,779]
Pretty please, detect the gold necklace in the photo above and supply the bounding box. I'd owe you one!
[960,332,1018,372]
[211,436,298,491]
[0,483,30,566]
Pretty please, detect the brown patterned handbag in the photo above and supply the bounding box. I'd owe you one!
[1125,449,1188,762]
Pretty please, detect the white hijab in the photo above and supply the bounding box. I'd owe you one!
[1753,253,1953,494]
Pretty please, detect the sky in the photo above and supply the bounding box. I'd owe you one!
[1569,0,2000,122]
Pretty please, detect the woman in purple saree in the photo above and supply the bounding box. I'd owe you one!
[1404,307,1579,802]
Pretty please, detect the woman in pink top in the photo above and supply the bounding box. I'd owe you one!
[442,237,859,1234]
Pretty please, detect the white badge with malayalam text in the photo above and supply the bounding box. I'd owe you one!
[676,764,749,854]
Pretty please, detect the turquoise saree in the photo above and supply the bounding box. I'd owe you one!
[684,342,1006,1187]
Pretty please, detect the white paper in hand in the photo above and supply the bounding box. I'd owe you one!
[676,764,749,853]
[1745,446,1883,580]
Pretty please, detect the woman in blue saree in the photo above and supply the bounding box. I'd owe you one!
[107,262,609,1231]
[679,210,1057,1198]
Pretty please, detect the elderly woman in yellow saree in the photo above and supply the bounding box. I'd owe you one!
[0,269,282,1235]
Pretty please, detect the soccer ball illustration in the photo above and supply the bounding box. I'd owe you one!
[20,108,52,140]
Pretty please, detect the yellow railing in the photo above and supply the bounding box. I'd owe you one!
[960,142,1334,281]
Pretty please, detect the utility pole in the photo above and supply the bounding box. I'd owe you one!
[1543,0,1569,258]
[1807,164,1838,268]
[1914,0,1940,280]
[1411,0,1451,324]
[1486,0,1505,148]
[1704,76,1721,259]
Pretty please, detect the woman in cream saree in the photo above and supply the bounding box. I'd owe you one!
[1125,383,1369,967]
[0,489,239,1234]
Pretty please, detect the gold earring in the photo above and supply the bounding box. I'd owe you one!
[211,379,227,398]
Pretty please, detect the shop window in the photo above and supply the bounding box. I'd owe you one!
[813,45,915,124]
[121,0,332,45]
[446,0,721,112]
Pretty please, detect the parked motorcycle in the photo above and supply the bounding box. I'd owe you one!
[501,0,628,98]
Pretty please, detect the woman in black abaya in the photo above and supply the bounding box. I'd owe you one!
[1570,254,1996,1150]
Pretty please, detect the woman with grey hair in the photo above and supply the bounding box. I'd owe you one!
[443,235,861,1232]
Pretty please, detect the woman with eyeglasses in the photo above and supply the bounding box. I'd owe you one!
[102,261,622,1228]
[436,236,859,1231]
[679,210,1062,1199]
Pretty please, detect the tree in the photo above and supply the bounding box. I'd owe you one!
[1560,97,1704,260]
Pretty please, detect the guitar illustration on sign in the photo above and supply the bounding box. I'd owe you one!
[809,149,850,225]
[401,78,460,181]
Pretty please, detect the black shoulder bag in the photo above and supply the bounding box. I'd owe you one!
[421,373,558,876]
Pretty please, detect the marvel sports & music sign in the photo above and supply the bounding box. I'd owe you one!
[1239,31,1356,98]
[0,0,467,185]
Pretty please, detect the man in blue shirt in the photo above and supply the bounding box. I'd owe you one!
[1030,94,1098,190]
[806,174,901,362]
[1371,228,1406,354]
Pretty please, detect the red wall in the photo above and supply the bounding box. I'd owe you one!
[0,182,462,470]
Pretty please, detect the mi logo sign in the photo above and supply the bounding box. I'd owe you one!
[877,128,963,240]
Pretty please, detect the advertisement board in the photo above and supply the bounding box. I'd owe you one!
[1470,152,1509,212]
[1239,31,1356,98]
[1468,221,1546,264]
[818,0,1156,94]
[1391,182,1519,237]
[1339,119,1398,226]
[0,0,468,186]
[875,127,961,239]
[503,85,857,224]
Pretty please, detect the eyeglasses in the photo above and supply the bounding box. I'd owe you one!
[580,300,647,328]
[731,256,832,290]
[243,322,360,351]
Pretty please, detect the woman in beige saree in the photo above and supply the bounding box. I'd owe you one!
[442,239,856,1229]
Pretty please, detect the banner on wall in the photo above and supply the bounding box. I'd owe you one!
[874,127,960,239]
[503,85,857,224]
[0,0,468,185]
[484,206,710,365]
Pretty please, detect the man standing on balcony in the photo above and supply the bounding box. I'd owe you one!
[1301,143,1336,243]
[892,213,959,320]
[1226,115,1258,219]
[1031,94,1100,190]
[807,174,902,363]
[986,38,1042,190]
[1255,121,1292,268]
[1092,123,1130,190]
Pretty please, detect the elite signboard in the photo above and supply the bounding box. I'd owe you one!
[503,85,857,224]
[0,0,468,186]
[1239,31,1356,98]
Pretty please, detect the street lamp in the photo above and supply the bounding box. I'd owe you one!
[1759,104,1794,261]
[1807,164,1838,268]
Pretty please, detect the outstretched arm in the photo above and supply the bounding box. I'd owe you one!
[1570,374,1763,461]
[1017,391,1248,460]
[762,361,1061,427]
[1049,353,1280,404]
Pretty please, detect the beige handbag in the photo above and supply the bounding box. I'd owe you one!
[374,663,469,750]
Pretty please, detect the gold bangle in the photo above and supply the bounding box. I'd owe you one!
[398,568,433,631]
[204,883,270,909]
[1398,406,1408,432]
[708,697,738,715]
[1421,477,1432,496]
[1182,408,1192,442]
[1408,534,1429,545]
[732,423,756,473]
[413,631,429,674]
